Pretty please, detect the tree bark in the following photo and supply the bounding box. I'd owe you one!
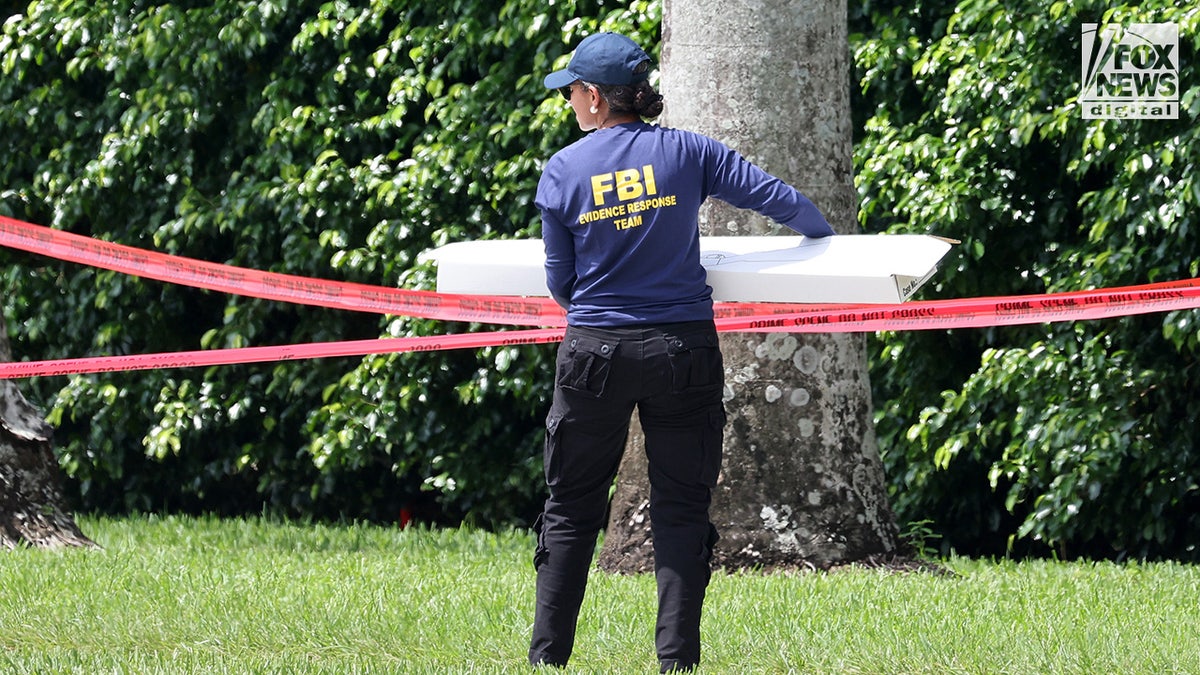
[0,313,97,549]
[598,0,897,573]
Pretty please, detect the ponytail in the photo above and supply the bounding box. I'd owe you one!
[593,80,665,120]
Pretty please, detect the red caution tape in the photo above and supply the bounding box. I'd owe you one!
[0,329,566,379]
[717,279,1200,332]
[2,215,1199,379]
[0,215,818,326]
[0,215,566,327]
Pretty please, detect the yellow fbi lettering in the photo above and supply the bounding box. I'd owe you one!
[591,165,657,206]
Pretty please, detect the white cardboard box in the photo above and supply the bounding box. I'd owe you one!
[425,234,953,304]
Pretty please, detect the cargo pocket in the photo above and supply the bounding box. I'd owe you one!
[700,522,720,584]
[557,335,616,397]
[666,332,722,393]
[532,513,549,571]
[698,407,726,487]
[543,412,565,487]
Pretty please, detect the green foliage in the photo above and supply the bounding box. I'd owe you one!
[854,0,1200,558]
[0,0,659,526]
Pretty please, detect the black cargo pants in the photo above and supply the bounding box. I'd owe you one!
[529,320,725,673]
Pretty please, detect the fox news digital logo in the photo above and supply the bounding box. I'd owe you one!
[1081,23,1178,119]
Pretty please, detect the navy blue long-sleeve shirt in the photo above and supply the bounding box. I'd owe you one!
[536,121,835,326]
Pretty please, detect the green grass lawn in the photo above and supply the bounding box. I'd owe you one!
[1,516,1197,674]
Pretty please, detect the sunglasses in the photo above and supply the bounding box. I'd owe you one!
[559,83,581,101]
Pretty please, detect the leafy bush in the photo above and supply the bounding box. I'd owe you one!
[1,0,659,527]
[853,0,1200,559]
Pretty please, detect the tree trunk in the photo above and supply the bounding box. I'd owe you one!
[598,0,897,573]
[0,313,97,549]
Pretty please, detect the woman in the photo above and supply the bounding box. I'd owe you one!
[530,31,835,673]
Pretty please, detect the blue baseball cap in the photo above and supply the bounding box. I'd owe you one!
[543,32,653,89]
